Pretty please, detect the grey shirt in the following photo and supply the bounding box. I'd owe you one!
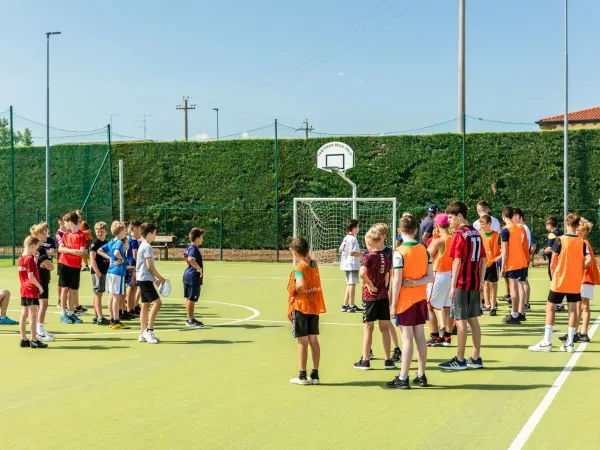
[419,217,434,245]
[136,241,155,282]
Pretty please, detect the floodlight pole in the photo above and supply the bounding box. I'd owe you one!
[46,31,61,224]
[333,169,357,219]
[563,0,569,220]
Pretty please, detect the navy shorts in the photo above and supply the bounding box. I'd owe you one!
[184,283,201,302]
[505,269,526,280]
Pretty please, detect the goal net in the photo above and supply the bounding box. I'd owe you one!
[293,198,397,264]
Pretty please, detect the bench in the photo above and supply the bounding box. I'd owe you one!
[152,235,174,261]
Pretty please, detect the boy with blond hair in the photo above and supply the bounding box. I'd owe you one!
[339,219,363,313]
[288,237,326,385]
[387,215,434,389]
[18,236,48,348]
[98,221,129,329]
[354,227,395,370]
[30,223,55,341]
[90,222,110,325]
[529,214,591,352]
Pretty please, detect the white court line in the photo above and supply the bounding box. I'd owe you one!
[0,301,260,338]
[508,314,600,450]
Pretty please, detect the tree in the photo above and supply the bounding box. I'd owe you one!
[16,128,33,146]
[0,118,34,147]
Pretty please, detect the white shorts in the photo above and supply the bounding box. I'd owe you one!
[581,284,594,300]
[106,274,126,295]
[345,270,359,285]
[427,271,452,310]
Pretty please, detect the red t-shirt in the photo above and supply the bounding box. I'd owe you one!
[361,250,391,301]
[449,225,486,291]
[58,230,88,268]
[19,255,40,298]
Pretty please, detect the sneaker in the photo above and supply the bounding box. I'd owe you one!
[20,339,31,348]
[502,315,521,325]
[349,305,363,312]
[412,374,429,387]
[518,313,527,322]
[384,359,396,370]
[99,317,110,325]
[501,295,511,302]
[524,304,532,312]
[579,333,591,343]
[112,321,130,330]
[439,356,467,370]
[386,376,410,389]
[426,336,443,347]
[138,333,146,343]
[353,358,371,370]
[30,340,48,349]
[391,347,402,363]
[38,332,55,342]
[143,329,159,344]
[74,305,88,314]
[186,318,205,328]
[92,317,98,325]
[0,317,18,325]
[490,308,497,317]
[308,371,320,385]
[442,336,452,347]
[56,301,61,308]
[369,349,374,360]
[341,305,348,312]
[60,313,74,324]
[451,325,458,336]
[290,377,310,385]
[559,333,581,343]
[467,357,484,369]
[555,304,565,312]
[70,314,83,324]
[120,311,134,321]
[528,341,552,352]
[560,343,574,353]
[482,305,491,312]
[82,266,90,272]
[128,310,140,318]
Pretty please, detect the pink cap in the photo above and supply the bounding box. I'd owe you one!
[435,214,449,227]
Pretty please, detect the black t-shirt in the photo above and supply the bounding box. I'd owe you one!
[42,237,57,262]
[90,238,110,274]
[36,245,50,273]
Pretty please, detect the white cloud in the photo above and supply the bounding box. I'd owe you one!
[241,132,249,139]
[337,72,344,77]
[195,133,210,141]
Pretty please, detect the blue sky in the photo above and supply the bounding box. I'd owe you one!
[1,0,599,143]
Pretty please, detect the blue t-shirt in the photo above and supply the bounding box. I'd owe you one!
[126,235,139,266]
[183,243,203,286]
[102,238,127,277]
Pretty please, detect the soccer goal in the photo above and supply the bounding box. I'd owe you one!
[293,197,397,264]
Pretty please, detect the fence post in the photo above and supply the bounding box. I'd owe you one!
[163,208,168,235]
[274,119,279,262]
[107,125,114,222]
[461,114,466,201]
[219,213,224,262]
[9,106,16,265]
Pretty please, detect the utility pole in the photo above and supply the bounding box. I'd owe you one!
[213,108,220,139]
[104,113,119,139]
[296,119,314,140]
[176,97,196,141]
[137,114,152,140]
[458,0,466,134]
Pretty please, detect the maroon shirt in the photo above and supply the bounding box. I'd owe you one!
[361,250,391,301]
[449,225,486,291]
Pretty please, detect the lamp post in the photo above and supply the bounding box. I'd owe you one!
[213,108,219,140]
[46,31,61,224]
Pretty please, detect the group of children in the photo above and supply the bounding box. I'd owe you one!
[9,209,206,348]
[286,200,599,388]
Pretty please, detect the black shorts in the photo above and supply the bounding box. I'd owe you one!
[57,263,63,278]
[21,297,40,307]
[291,310,319,338]
[548,290,580,304]
[136,281,160,303]
[184,283,201,302]
[506,269,526,280]
[58,265,81,290]
[39,270,51,300]
[484,263,499,283]
[363,298,391,323]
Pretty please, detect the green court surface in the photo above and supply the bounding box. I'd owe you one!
[1,263,599,449]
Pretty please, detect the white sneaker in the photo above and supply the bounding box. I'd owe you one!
[560,343,574,353]
[308,377,320,385]
[290,377,310,385]
[143,329,159,344]
[138,333,146,343]
[529,341,552,352]
[38,332,56,342]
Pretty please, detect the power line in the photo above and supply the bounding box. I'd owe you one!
[12,112,106,133]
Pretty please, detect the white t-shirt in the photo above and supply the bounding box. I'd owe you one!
[339,233,360,271]
[522,224,532,248]
[136,241,155,282]
[473,216,501,234]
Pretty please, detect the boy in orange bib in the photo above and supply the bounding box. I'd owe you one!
[529,214,591,352]
[387,215,433,389]
[287,237,326,385]
[479,215,501,316]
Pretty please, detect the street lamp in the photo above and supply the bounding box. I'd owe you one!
[46,31,61,224]
[213,108,219,140]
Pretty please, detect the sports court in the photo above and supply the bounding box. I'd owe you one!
[1,262,598,449]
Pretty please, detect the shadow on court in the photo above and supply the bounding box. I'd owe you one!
[165,339,254,345]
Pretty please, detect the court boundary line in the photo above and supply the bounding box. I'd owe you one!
[508,314,600,449]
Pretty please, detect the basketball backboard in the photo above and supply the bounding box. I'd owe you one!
[316,142,354,173]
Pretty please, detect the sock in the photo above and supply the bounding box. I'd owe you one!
[299,370,307,379]
[511,312,519,319]
[37,323,44,334]
[147,328,153,332]
[310,369,319,378]
[431,332,440,338]
[543,325,553,344]
[0,316,5,319]
[566,327,576,346]
[399,375,408,381]
[62,309,67,315]
[68,310,74,316]
[417,372,424,378]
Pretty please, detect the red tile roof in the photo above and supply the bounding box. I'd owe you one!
[536,106,600,124]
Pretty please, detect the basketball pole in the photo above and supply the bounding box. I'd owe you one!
[332,169,357,219]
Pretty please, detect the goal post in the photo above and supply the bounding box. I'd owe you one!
[293,197,397,264]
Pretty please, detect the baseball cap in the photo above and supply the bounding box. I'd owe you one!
[435,213,449,227]
[427,204,439,217]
